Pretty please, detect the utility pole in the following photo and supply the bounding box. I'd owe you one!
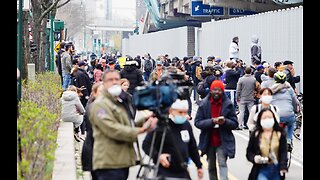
[17,0,23,101]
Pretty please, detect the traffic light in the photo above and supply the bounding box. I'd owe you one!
[98,39,101,46]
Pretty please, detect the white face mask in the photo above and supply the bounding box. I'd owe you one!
[260,118,274,129]
[107,85,122,97]
[260,95,273,104]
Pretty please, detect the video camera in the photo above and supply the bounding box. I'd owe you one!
[133,71,192,120]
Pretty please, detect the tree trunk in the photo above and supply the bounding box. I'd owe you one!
[22,11,30,80]
[39,18,47,72]
[30,0,41,72]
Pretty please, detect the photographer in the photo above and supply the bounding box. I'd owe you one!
[142,99,203,180]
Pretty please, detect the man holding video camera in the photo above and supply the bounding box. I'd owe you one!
[89,70,157,180]
[142,99,203,180]
[195,80,238,180]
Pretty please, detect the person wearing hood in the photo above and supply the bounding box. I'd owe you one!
[120,60,144,95]
[61,85,85,141]
[251,35,262,65]
[270,71,299,149]
[142,99,203,179]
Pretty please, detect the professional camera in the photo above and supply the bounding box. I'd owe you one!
[133,71,192,119]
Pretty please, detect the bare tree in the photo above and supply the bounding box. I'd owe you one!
[29,0,71,72]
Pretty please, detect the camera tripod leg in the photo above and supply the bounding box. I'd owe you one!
[153,127,168,178]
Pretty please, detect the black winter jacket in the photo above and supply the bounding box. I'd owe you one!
[120,65,144,95]
[246,129,288,180]
[142,120,202,179]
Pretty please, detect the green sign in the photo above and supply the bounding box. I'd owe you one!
[53,20,64,32]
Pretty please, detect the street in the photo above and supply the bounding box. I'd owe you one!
[129,99,303,180]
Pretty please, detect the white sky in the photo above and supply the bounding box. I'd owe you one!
[112,0,136,22]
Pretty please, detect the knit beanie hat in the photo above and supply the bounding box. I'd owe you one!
[210,80,225,92]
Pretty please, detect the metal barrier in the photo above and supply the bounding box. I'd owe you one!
[225,89,237,110]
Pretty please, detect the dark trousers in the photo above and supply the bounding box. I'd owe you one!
[94,168,129,180]
[80,98,88,135]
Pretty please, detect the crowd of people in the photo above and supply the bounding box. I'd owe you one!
[56,35,301,180]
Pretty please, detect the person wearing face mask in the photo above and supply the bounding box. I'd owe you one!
[195,80,238,180]
[247,88,280,135]
[142,99,203,179]
[246,108,288,180]
[89,70,158,180]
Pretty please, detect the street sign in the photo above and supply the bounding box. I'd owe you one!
[53,20,64,32]
[191,1,224,17]
[229,8,257,16]
[54,42,60,53]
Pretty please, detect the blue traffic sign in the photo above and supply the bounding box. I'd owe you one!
[191,1,224,17]
[229,8,257,16]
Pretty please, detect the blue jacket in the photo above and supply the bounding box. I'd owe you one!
[194,94,238,158]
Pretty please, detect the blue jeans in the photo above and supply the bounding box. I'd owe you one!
[144,71,151,81]
[94,168,129,180]
[280,114,296,143]
[62,73,71,91]
[257,164,280,180]
[207,146,228,180]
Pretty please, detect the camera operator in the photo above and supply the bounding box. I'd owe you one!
[142,99,203,180]
[89,70,157,180]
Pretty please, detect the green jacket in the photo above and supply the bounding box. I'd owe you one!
[89,91,144,170]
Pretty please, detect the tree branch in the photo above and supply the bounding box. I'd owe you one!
[57,0,71,9]
[41,2,48,9]
[37,0,62,24]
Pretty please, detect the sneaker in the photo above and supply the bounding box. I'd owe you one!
[287,142,293,152]
[74,133,81,142]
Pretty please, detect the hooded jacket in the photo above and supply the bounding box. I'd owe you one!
[61,91,85,122]
[251,35,262,63]
[120,65,144,94]
[270,82,299,117]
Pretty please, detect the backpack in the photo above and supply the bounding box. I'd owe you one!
[144,59,153,72]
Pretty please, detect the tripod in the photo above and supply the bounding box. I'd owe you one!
[137,116,189,180]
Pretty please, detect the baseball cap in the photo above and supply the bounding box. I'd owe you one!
[283,60,293,65]
[156,60,163,65]
[256,65,265,71]
[78,60,87,67]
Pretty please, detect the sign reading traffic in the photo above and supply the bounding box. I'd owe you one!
[191,1,224,17]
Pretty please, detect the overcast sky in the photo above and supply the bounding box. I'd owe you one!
[112,0,136,22]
